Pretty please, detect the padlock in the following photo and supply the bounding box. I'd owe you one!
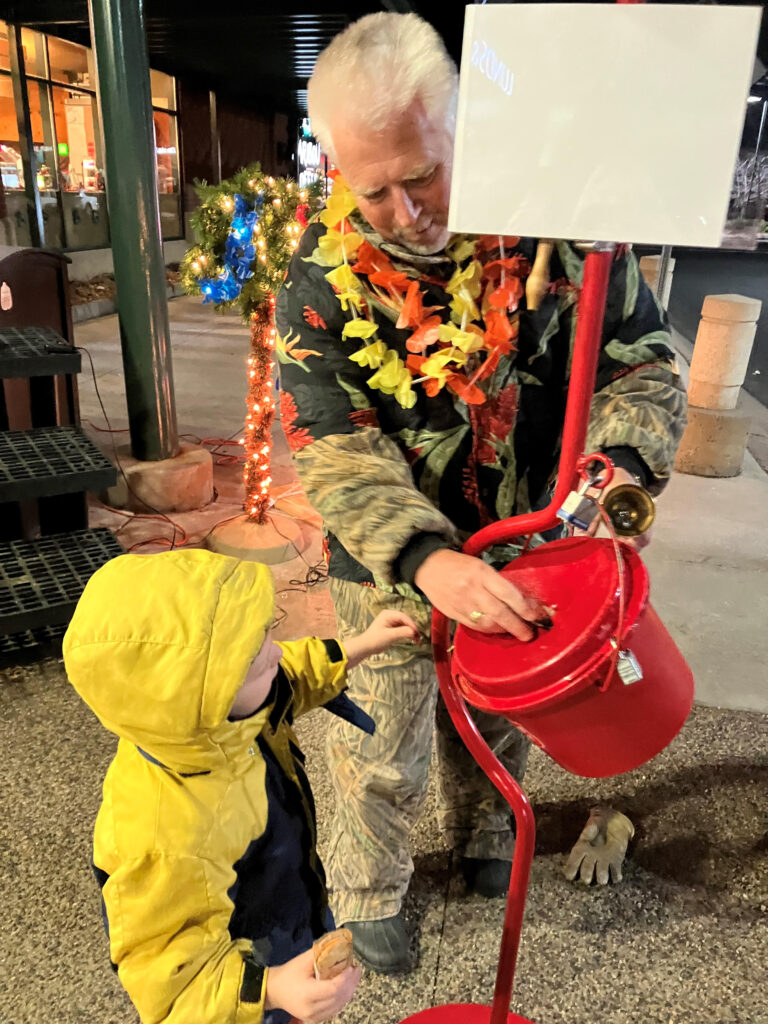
[616,649,643,685]
[556,475,599,531]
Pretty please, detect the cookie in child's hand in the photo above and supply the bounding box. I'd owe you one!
[313,927,355,980]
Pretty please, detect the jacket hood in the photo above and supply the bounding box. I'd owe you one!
[64,549,275,774]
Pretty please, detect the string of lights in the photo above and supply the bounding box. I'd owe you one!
[182,165,321,522]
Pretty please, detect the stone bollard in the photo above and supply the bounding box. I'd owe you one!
[686,295,761,410]
[639,254,675,309]
[675,293,761,478]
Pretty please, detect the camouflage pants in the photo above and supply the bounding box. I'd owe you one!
[327,577,530,924]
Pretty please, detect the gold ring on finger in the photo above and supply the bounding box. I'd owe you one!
[469,610,485,622]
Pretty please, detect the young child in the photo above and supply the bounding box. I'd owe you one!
[64,548,419,1024]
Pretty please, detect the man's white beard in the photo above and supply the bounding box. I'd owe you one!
[396,226,454,256]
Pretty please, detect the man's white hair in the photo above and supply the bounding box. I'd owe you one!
[308,12,458,163]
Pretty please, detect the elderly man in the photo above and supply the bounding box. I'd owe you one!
[276,12,686,973]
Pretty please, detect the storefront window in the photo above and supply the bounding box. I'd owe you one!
[51,87,103,192]
[0,72,31,247]
[153,108,182,238]
[27,79,63,247]
[0,27,180,249]
[0,22,11,72]
[150,69,176,111]
[20,29,46,79]
[51,85,107,248]
[47,36,92,89]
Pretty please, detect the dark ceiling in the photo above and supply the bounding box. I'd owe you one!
[2,0,766,119]
[0,0,467,114]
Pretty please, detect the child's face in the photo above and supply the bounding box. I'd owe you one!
[229,639,283,719]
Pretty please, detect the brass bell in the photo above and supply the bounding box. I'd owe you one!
[602,484,655,537]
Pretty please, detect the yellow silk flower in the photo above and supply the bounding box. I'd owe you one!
[318,227,363,266]
[394,373,417,408]
[326,264,360,293]
[420,347,467,391]
[446,260,483,299]
[450,290,481,325]
[366,349,416,407]
[447,237,477,264]
[342,319,378,341]
[446,259,483,324]
[318,177,357,228]
[349,340,387,369]
[326,263,365,312]
[438,323,485,354]
[337,291,365,313]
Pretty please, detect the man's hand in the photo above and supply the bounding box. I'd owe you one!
[574,466,653,551]
[265,948,361,1023]
[414,549,547,641]
[563,805,635,885]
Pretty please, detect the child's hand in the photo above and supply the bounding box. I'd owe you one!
[362,610,421,655]
[265,948,361,1022]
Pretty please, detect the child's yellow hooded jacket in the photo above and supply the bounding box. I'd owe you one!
[64,549,368,1024]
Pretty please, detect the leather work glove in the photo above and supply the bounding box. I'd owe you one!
[563,805,635,885]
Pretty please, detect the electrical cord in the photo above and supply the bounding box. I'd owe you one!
[74,348,327,570]
[181,430,247,466]
[76,344,186,550]
[269,512,328,591]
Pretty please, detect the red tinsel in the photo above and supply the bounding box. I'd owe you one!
[242,294,277,523]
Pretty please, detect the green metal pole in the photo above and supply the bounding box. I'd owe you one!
[88,0,178,461]
[8,24,44,248]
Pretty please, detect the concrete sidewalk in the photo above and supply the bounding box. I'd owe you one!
[0,297,765,1024]
[644,330,768,713]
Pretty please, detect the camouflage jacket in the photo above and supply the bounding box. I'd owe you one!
[275,215,687,599]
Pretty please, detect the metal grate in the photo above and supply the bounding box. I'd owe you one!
[0,426,116,502]
[0,528,124,634]
[0,326,80,378]
[0,622,67,668]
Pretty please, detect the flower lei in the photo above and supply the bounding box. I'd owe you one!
[312,175,530,408]
[199,193,265,304]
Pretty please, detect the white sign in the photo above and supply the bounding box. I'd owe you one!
[449,4,761,247]
[298,138,321,170]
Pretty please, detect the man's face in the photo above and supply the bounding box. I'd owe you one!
[330,99,454,255]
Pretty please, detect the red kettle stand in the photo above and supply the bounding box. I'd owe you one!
[401,245,616,1024]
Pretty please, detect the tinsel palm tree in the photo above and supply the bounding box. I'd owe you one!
[182,165,319,523]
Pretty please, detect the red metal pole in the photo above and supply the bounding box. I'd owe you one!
[434,611,536,1024]
[432,245,616,1022]
[464,247,614,557]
